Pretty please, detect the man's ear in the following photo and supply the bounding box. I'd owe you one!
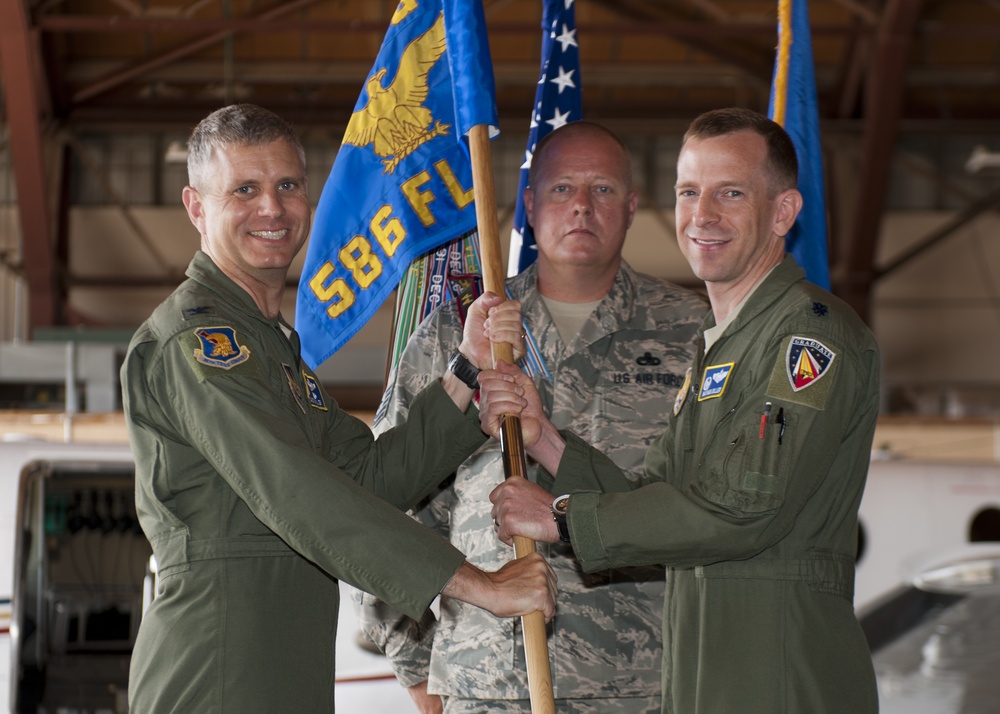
[773,188,803,238]
[523,187,535,228]
[182,186,205,234]
[626,187,639,229]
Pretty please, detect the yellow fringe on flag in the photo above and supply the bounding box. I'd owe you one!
[773,0,792,127]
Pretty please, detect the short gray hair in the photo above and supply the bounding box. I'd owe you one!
[186,104,305,189]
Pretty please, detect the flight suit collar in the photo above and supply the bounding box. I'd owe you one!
[698,254,805,345]
[185,250,280,328]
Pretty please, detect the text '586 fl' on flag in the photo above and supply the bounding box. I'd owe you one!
[768,0,830,290]
[508,0,583,277]
[295,0,498,369]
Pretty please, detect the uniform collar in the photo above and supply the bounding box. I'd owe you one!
[700,254,805,339]
[185,250,279,326]
[512,261,648,347]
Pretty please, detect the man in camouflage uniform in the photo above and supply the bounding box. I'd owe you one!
[354,121,705,713]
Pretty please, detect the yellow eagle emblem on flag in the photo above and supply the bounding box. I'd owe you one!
[342,11,451,175]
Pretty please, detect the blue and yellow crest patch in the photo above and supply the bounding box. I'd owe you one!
[193,326,251,369]
[698,362,735,401]
[786,336,835,392]
[674,367,692,416]
[303,372,328,411]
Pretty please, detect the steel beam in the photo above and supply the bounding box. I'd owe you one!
[0,0,57,334]
[72,0,327,104]
[839,0,924,322]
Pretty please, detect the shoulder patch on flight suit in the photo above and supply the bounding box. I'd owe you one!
[302,372,328,411]
[180,327,260,382]
[765,335,836,409]
[674,367,692,415]
[282,364,307,413]
[193,326,251,369]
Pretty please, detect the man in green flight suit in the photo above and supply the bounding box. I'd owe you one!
[480,108,880,714]
[120,103,556,713]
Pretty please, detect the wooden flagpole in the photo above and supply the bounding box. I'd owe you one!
[468,123,556,714]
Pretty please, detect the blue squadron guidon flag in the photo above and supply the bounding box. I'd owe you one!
[295,0,498,368]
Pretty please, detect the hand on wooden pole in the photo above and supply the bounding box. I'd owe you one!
[468,123,555,714]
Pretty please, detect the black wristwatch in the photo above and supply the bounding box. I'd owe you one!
[448,351,481,390]
[551,494,571,543]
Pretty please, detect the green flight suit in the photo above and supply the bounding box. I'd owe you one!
[547,257,880,713]
[121,252,486,713]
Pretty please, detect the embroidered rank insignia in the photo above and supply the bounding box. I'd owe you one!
[674,367,692,416]
[282,364,306,413]
[183,306,214,319]
[786,336,835,392]
[302,372,328,411]
[637,352,662,366]
[193,327,251,369]
[698,362,735,401]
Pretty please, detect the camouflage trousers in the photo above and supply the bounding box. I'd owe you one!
[442,695,661,713]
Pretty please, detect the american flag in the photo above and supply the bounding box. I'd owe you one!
[507,0,583,276]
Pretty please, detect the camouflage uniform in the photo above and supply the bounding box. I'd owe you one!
[354,261,705,710]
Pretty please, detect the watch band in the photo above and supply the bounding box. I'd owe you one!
[448,351,481,390]
[551,494,571,543]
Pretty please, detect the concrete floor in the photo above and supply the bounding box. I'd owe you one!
[334,582,419,713]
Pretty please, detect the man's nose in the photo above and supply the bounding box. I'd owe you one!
[257,189,285,217]
[692,194,718,226]
[572,190,593,216]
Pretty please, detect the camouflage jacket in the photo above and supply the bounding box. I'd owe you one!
[353,261,705,701]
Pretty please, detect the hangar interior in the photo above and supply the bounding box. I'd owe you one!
[2,0,1000,424]
[3,3,1000,714]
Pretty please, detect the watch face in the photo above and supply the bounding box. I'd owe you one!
[553,495,570,514]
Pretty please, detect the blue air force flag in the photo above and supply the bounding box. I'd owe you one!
[507,0,583,277]
[295,0,498,368]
